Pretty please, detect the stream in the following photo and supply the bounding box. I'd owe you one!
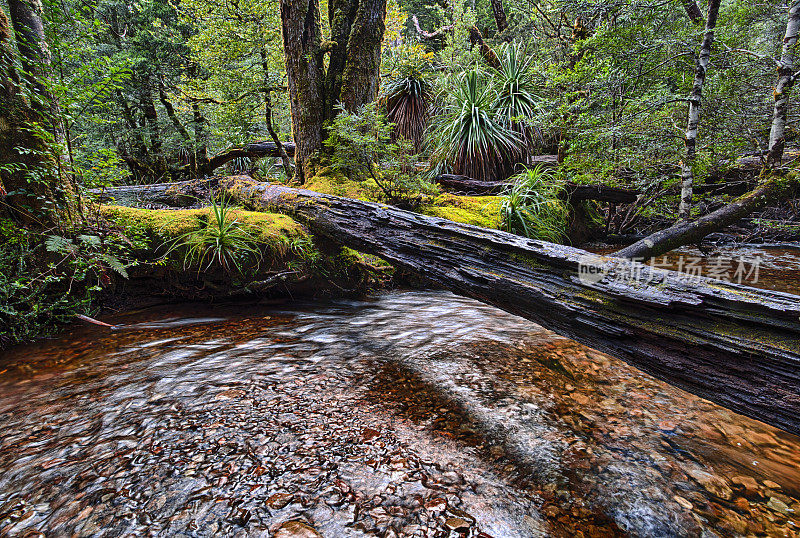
[1,248,800,537]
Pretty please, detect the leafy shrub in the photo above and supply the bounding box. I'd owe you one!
[500,165,569,242]
[324,103,436,204]
[0,219,133,348]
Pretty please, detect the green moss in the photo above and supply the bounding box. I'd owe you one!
[99,205,307,248]
[420,193,503,228]
[305,169,377,201]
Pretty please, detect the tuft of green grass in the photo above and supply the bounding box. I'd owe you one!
[164,196,263,274]
[500,165,569,243]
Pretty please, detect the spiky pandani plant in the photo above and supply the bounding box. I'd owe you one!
[493,42,544,156]
[382,76,433,153]
[429,70,522,181]
[500,165,569,243]
[165,196,263,274]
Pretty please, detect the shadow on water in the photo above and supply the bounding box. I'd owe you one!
[0,286,799,537]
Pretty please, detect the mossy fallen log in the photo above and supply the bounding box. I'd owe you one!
[219,176,800,437]
[433,174,640,202]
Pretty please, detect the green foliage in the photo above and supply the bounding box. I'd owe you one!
[493,42,543,153]
[500,166,569,242]
[0,218,134,348]
[324,103,436,204]
[429,70,522,181]
[164,196,263,274]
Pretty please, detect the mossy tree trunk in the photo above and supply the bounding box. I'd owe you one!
[280,0,386,183]
[0,1,81,227]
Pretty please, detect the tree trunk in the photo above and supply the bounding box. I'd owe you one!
[490,0,509,34]
[279,0,386,183]
[767,1,800,168]
[614,173,798,260]
[0,2,80,226]
[140,88,169,180]
[260,49,294,177]
[280,0,325,184]
[680,0,703,25]
[468,26,501,70]
[193,102,210,177]
[215,176,800,437]
[678,0,721,221]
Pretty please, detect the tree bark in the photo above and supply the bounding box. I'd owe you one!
[279,0,386,183]
[140,88,169,180]
[767,1,800,168]
[678,0,721,221]
[468,26,501,70]
[280,0,325,183]
[260,49,293,177]
[0,2,80,226]
[680,0,703,25]
[614,173,798,260]
[215,176,800,437]
[490,0,509,34]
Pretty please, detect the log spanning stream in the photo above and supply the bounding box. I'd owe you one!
[1,285,800,536]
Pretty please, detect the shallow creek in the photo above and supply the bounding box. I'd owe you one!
[1,266,800,537]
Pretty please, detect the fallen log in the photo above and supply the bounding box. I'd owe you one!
[219,176,800,436]
[88,178,215,208]
[178,142,296,175]
[615,173,799,260]
[433,174,640,203]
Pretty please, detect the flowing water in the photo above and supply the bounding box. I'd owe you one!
[1,250,800,537]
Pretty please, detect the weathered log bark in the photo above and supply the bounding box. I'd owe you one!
[615,173,799,260]
[678,0,721,221]
[180,142,296,175]
[89,178,216,208]
[216,177,800,436]
[434,174,640,202]
[767,1,800,168]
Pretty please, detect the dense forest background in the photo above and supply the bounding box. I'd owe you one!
[2,0,794,190]
[2,0,799,346]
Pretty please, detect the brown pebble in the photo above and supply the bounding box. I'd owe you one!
[444,517,471,531]
[273,520,322,538]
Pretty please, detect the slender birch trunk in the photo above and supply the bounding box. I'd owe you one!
[767,1,800,168]
[260,49,294,177]
[678,0,721,221]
